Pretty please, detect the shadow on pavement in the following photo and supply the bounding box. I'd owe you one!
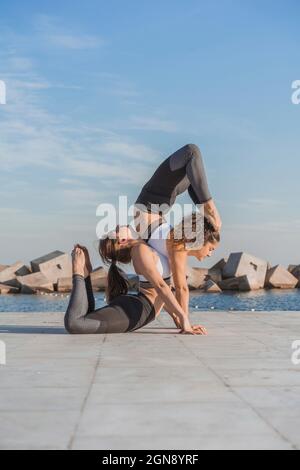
[0,326,66,334]
[0,326,178,335]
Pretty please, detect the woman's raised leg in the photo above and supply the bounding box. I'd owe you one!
[170,144,212,204]
[135,143,221,230]
[64,247,133,334]
[64,274,103,334]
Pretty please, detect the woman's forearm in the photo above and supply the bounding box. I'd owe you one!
[163,304,182,328]
[175,285,189,315]
[155,283,191,330]
[166,242,190,315]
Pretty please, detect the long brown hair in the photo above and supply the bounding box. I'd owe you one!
[99,235,132,302]
[170,213,220,250]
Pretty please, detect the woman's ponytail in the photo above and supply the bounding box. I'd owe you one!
[106,262,129,302]
[99,233,132,302]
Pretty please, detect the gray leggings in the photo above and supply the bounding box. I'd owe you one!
[64,275,155,334]
[135,143,211,212]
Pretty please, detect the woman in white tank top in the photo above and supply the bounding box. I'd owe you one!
[99,227,208,335]
[135,212,220,317]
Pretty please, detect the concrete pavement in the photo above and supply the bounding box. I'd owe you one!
[0,310,300,450]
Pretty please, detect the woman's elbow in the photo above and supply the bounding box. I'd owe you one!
[154,281,169,295]
[64,314,80,334]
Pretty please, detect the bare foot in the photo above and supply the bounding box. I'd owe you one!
[72,246,86,277]
[75,244,93,277]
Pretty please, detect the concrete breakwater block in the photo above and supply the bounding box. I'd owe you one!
[219,275,260,292]
[126,274,140,291]
[203,279,222,293]
[16,272,54,294]
[15,265,31,276]
[209,258,228,273]
[57,277,73,293]
[56,269,137,293]
[207,258,227,285]
[0,261,30,286]
[265,265,298,289]
[57,268,115,293]
[55,268,138,293]
[187,267,209,290]
[0,283,20,294]
[223,252,268,289]
[31,251,72,284]
[288,265,300,287]
[90,267,107,291]
[288,265,297,273]
[207,267,223,283]
[57,269,109,293]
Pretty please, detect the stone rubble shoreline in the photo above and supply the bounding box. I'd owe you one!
[0,250,299,295]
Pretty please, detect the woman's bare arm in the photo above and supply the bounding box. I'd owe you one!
[165,241,207,334]
[162,303,182,328]
[167,241,189,314]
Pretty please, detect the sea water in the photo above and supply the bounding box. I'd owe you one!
[0,289,299,313]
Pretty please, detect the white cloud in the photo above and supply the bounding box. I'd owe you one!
[0,56,157,184]
[59,178,85,185]
[66,158,148,185]
[105,85,140,98]
[67,159,130,180]
[92,72,141,100]
[99,141,159,161]
[247,198,284,207]
[7,57,34,71]
[220,198,285,211]
[0,207,24,215]
[47,33,103,50]
[0,26,168,262]
[62,188,100,206]
[225,219,300,234]
[129,115,178,132]
[34,14,105,50]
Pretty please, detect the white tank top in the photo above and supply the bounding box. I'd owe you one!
[138,247,171,283]
[146,222,171,258]
[138,222,172,283]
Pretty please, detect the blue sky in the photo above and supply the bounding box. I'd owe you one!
[0,0,299,267]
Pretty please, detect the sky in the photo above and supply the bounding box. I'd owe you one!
[0,0,299,269]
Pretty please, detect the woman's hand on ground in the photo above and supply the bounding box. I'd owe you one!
[191,325,208,335]
[180,328,196,335]
[179,323,208,335]
[179,316,205,335]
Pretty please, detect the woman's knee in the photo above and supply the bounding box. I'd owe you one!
[185,143,202,159]
[64,314,82,334]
